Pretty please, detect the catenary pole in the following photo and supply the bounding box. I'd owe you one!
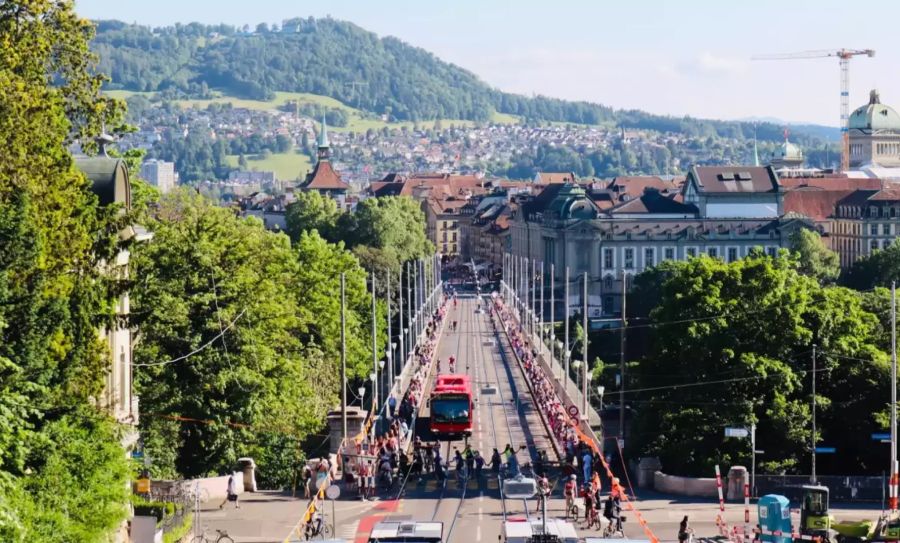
[619,272,627,447]
[539,261,545,348]
[811,344,817,484]
[890,282,898,509]
[565,266,570,386]
[386,271,392,405]
[550,263,555,372]
[583,271,589,418]
[340,273,347,443]
[371,272,377,442]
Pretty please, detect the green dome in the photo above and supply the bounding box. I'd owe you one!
[546,183,597,220]
[850,90,900,132]
[774,141,803,161]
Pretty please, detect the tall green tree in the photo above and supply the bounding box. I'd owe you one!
[844,239,900,290]
[789,228,839,284]
[285,190,340,243]
[0,1,131,539]
[132,191,328,483]
[337,196,434,266]
[633,255,886,475]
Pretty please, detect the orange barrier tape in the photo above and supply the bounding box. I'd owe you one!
[495,295,660,543]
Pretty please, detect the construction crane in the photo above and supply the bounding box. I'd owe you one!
[752,48,875,172]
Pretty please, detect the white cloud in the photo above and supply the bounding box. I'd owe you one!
[675,52,749,79]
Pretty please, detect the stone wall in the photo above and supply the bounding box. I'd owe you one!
[653,471,718,497]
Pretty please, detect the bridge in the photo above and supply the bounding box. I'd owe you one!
[192,284,877,543]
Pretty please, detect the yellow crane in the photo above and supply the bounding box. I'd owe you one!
[752,48,875,172]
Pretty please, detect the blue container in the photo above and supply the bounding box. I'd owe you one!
[757,494,792,543]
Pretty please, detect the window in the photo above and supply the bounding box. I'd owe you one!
[604,275,613,290]
[686,247,697,258]
[767,246,777,257]
[604,296,613,311]
[708,247,718,258]
[452,232,457,242]
[644,248,654,268]
[884,224,890,236]
[624,248,634,269]
[871,224,878,235]
[603,248,614,269]
[871,239,879,251]
[664,247,675,260]
[728,247,738,262]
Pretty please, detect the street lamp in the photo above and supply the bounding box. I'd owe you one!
[597,385,605,438]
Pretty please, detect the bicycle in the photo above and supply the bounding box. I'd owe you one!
[192,528,234,543]
[565,494,579,520]
[585,506,602,530]
[602,516,626,538]
[305,516,331,540]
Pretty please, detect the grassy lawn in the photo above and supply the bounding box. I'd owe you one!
[225,151,313,181]
[104,89,524,132]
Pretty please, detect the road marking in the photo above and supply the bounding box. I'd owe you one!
[477,525,482,541]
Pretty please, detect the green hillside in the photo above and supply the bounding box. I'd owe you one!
[90,18,834,146]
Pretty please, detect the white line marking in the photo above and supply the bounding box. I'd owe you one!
[477,525,482,541]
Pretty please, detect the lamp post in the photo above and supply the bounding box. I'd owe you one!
[377,359,385,435]
[572,360,582,407]
[597,385,605,438]
[557,340,564,381]
[369,372,377,442]
[403,328,409,366]
[565,350,572,393]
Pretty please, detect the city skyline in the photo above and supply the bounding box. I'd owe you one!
[75,0,898,127]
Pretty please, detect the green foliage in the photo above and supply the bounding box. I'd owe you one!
[338,196,434,266]
[789,229,839,284]
[844,239,900,290]
[0,1,132,539]
[285,190,340,242]
[163,512,193,543]
[132,190,331,480]
[633,255,887,475]
[90,18,836,143]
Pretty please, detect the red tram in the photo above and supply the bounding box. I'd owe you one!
[429,374,474,438]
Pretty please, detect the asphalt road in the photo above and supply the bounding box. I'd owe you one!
[221,293,884,543]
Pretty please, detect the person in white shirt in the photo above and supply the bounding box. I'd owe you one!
[219,473,240,509]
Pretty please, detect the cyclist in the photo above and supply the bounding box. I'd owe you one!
[564,474,577,519]
[306,510,325,539]
[679,515,693,543]
[603,493,622,535]
[583,483,596,525]
[449,356,456,373]
[535,475,551,506]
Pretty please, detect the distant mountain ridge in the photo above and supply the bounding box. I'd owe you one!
[91,17,834,146]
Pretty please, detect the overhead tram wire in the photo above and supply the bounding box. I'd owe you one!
[133,307,248,367]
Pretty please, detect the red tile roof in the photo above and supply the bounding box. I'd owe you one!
[779,176,882,190]
[609,176,682,199]
[303,160,350,191]
[783,190,855,221]
[535,172,576,184]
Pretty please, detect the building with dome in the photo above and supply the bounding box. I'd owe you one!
[849,89,900,168]
[770,137,805,169]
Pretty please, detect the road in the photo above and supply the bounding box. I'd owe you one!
[198,293,884,543]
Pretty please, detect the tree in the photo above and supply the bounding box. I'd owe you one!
[633,256,839,475]
[337,196,434,266]
[0,1,131,538]
[131,191,328,483]
[844,239,900,290]
[285,190,340,242]
[789,229,839,284]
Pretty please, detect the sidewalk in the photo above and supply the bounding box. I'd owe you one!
[193,491,305,543]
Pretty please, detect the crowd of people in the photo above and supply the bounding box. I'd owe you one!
[492,295,624,531]
[340,296,449,500]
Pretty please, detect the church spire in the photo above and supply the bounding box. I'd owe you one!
[316,115,330,161]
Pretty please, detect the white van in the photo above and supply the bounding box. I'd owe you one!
[502,518,579,543]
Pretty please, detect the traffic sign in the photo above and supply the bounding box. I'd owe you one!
[567,405,580,419]
[872,433,891,441]
[725,427,749,438]
[814,447,836,454]
[326,484,341,500]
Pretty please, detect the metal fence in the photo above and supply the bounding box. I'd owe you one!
[754,474,887,503]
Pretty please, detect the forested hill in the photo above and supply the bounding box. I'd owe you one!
[91,17,836,145]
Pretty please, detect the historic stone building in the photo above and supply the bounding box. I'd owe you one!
[509,166,812,317]
[849,90,900,169]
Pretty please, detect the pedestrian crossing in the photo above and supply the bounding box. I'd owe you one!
[336,519,360,540]
[405,475,500,492]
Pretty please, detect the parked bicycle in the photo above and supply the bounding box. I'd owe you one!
[192,528,234,543]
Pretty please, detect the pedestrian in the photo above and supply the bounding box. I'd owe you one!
[301,464,312,499]
[474,451,485,478]
[490,448,502,475]
[358,461,369,501]
[581,449,593,487]
[219,472,240,509]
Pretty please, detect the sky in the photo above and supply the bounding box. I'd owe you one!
[75,0,898,127]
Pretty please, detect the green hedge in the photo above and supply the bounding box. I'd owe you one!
[163,512,194,543]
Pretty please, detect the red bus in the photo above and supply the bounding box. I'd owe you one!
[429,374,474,438]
